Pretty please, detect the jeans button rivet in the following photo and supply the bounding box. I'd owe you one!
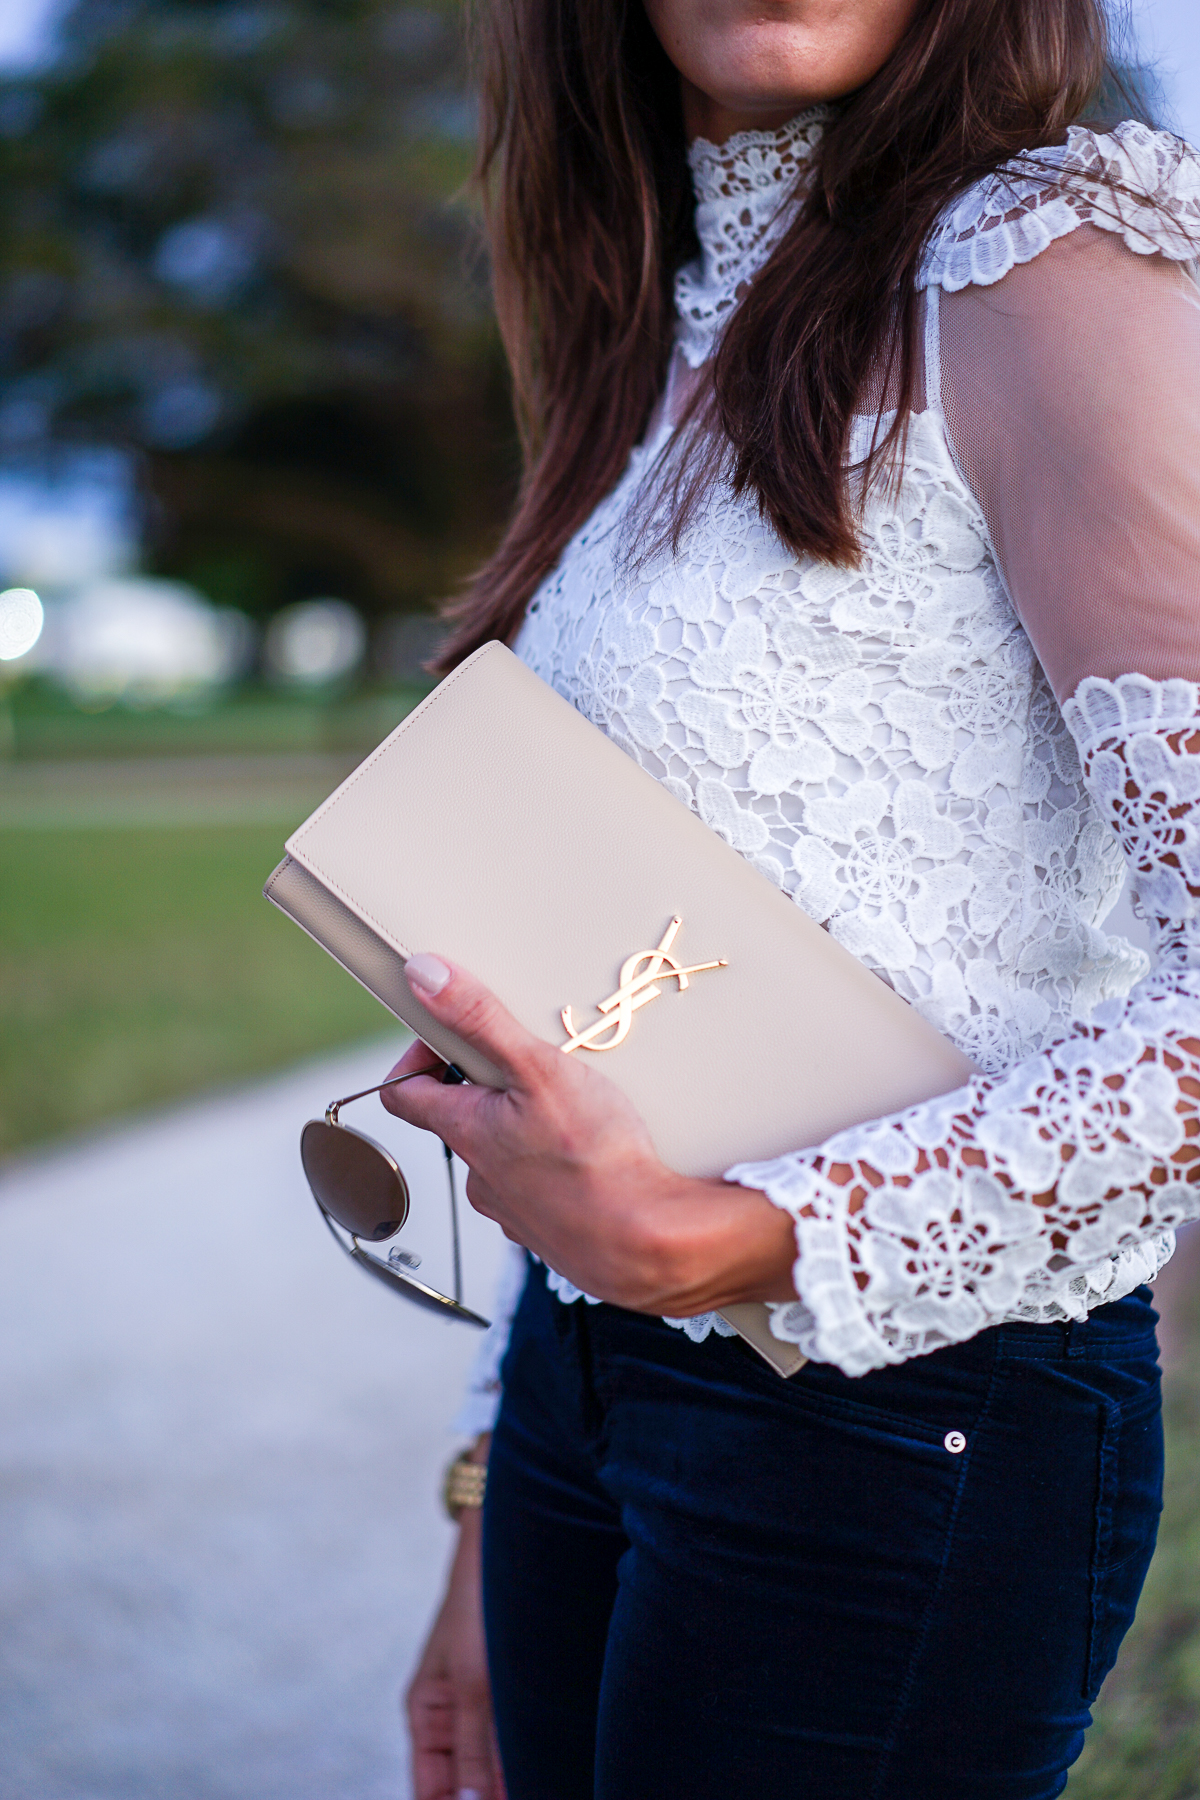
[944,1430,967,1454]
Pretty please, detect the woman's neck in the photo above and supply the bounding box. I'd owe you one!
[679,74,812,145]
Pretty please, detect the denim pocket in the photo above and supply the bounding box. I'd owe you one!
[1085,1387,1164,1698]
[775,1376,972,1454]
[749,1334,997,1459]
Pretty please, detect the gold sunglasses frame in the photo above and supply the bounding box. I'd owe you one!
[302,1065,490,1328]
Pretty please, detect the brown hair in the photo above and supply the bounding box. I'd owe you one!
[436,0,1123,669]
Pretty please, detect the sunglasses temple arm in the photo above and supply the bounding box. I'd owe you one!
[444,1141,464,1306]
[325,1063,447,1125]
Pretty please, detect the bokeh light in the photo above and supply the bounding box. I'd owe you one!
[0,585,43,660]
[264,599,366,687]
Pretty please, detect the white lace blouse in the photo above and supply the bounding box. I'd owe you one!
[456,111,1200,1432]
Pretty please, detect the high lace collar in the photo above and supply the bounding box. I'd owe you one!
[675,105,832,368]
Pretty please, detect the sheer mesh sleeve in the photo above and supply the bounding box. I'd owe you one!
[728,204,1200,1377]
[939,222,1200,701]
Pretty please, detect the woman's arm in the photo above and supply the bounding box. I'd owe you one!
[381,684,1200,1371]
[406,1434,505,1800]
[726,227,1200,1372]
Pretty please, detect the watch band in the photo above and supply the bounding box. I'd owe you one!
[442,1451,488,1521]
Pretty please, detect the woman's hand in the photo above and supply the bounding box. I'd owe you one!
[406,1445,504,1800]
[380,954,797,1316]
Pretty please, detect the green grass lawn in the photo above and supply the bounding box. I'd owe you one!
[0,823,392,1157]
[5,679,430,761]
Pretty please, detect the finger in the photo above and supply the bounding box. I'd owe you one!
[464,1168,501,1219]
[463,1172,529,1244]
[412,1739,454,1800]
[407,1675,456,1800]
[380,1039,447,1115]
[405,955,551,1091]
[452,1673,501,1800]
[407,1674,454,1749]
[382,1065,483,1147]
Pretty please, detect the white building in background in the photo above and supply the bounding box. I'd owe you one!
[0,451,253,704]
[37,579,253,704]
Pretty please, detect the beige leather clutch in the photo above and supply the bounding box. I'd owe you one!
[265,640,975,1377]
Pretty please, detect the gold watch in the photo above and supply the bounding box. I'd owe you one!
[442,1450,488,1521]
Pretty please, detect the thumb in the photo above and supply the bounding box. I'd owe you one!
[405,954,548,1090]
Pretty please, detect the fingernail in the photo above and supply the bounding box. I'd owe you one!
[406,953,451,997]
[458,1790,482,1800]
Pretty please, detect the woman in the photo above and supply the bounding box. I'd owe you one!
[384,0,1200,1794]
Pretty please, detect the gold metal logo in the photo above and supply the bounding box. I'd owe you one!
[559,916,727,1055]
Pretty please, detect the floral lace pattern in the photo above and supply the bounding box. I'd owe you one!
[460,116,1200,1418]
[732,676,1200,1376]
[919,119,1200,292]
[675,106,830,368]
[518,403,1142,1078]
[1065,676,1200,922]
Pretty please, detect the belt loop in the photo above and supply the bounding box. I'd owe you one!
[1065,1319,1085,1360]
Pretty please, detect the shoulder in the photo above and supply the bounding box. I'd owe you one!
[919,120,1200,293]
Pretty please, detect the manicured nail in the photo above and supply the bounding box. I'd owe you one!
[406,953,451,997]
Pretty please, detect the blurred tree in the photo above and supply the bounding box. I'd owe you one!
[0,0,516,627]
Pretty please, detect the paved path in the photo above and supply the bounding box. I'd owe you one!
[0,1042,506,1800]
[2,1023,1195,1800]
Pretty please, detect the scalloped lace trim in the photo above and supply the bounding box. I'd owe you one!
[918,120,1200,292]
[728,674,1200,1376]
[675,117,1200,366]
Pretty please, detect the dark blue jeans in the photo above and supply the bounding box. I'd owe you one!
[482,1261,1163,1800]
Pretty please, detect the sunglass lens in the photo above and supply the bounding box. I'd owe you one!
[300,1120,410,1241]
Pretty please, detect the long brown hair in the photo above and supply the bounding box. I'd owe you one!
[436,0,1121,670]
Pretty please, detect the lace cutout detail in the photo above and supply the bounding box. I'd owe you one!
[674,106,831,368]
[686,105,833,207]
[1063,676,1200,925]
[920,121,1200,293]
[732,675,1200,1376]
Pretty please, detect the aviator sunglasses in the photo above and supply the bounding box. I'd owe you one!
[300,1063,490,1328]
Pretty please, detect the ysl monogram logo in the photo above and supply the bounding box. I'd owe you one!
[559,916,727,1055]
